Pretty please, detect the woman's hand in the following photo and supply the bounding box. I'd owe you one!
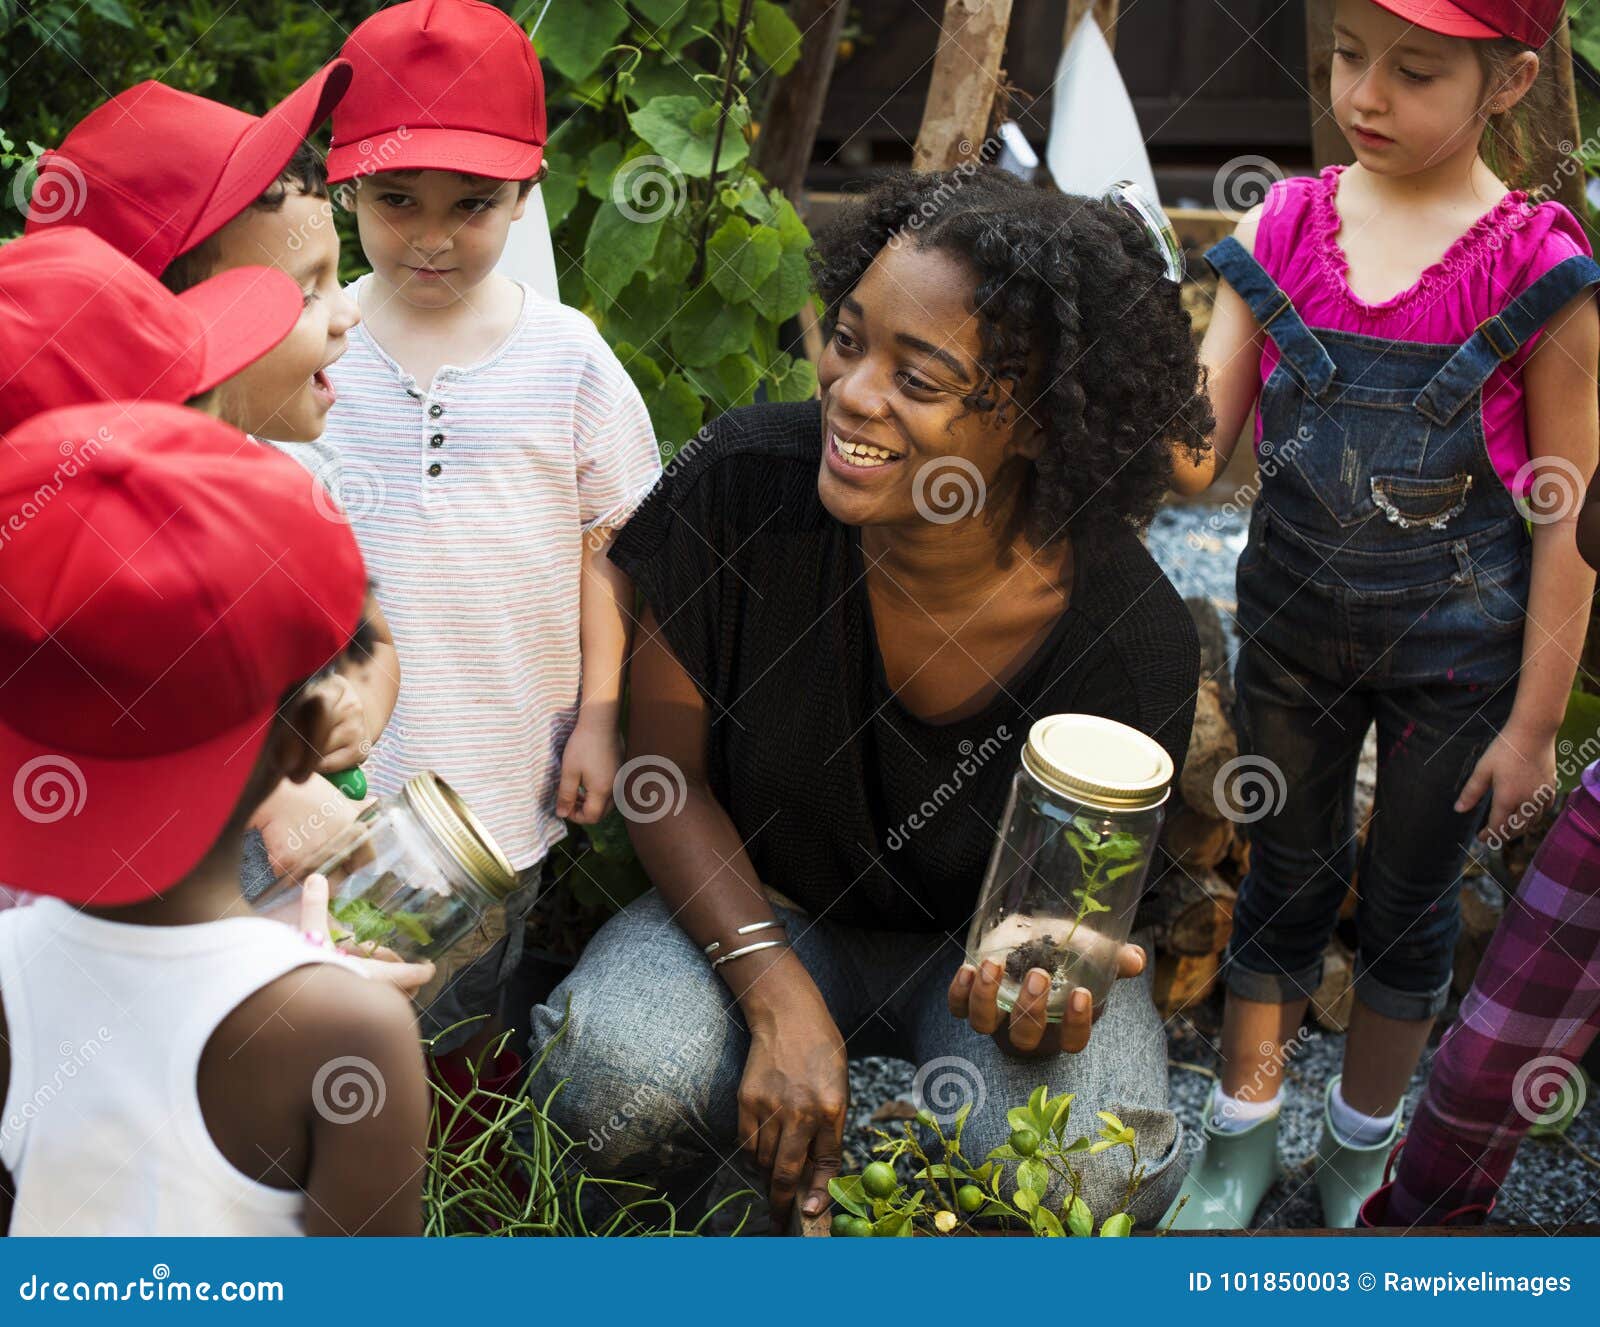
[947,945,1146,1057]
[1455,719,1559,844]
[299,872,436,995]
[738,982,849,1232]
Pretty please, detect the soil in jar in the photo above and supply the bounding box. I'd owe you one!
[972,913,1123,1017]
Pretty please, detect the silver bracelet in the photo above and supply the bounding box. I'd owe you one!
[703,918,784,956]
[709,938,789,970]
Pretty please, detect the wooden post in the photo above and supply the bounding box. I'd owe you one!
[1305,0,1352,169]
[912,0,1016,172]
[1064,0,1119,49]
[752,0,850,210]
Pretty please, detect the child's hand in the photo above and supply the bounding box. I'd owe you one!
[298,872,436,994]
[1454,722,1559,844]
[315,674,370,773]
[556,716,623,824]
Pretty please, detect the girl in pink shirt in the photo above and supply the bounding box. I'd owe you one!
[1170,0,1600,1228]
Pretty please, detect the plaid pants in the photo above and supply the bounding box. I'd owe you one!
[1390,782,1600,1223]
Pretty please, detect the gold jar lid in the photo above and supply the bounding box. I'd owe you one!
[402,772,518,899]
[1021,714,1173,812]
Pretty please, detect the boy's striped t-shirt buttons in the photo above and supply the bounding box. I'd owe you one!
[427,462,442,477]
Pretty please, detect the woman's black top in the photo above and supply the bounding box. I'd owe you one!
[610,400,1198,933]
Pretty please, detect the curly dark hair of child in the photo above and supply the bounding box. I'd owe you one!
[810,166,1214,543]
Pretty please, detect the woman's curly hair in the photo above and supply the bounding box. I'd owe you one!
[811,166,1213,543]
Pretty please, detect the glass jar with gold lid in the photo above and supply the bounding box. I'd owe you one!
[964,714,1172,1017]
[252,771,518,965]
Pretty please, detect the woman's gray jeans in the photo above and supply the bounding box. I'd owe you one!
[528,888,1188,1227]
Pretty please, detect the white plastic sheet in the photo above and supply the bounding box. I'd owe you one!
[1045,16,1159,205]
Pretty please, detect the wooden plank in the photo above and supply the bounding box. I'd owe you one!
[752,0,850,209]
[1064,0,1119,48]
[912,0,1017,171]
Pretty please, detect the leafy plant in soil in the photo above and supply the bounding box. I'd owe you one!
[425,1011,758,1236]
[828,1085,1154,1238]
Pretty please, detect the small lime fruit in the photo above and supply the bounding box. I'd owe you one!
[861,1161,897,1199]
[957,1183,985,1214]
[1009,1128,1040,1157]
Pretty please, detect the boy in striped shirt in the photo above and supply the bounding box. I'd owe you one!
[314,0,662,1060]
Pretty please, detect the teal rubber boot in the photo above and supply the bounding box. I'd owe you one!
[1314,1077,1402,1228]
[1164,1108,1280,1230]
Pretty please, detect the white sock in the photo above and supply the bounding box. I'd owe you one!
[1209,1084,1281,1133]
[1327,1080,1398,1148]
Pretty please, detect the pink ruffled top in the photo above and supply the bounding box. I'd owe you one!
[1251,164,1592,498]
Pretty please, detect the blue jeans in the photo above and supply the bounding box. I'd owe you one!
[1223,512,1514,1020]
[528,888,1187,1227]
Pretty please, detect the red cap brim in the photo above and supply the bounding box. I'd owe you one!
[186,59,353,257]
[0,706,276,904]
[326,125,542,185]
[176,264,304,396]
[1368,0,1500,37]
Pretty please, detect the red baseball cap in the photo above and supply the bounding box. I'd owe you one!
[1370,0,1562,46]
[25,60,351,277]
[0,401,367,903]
[0,228,302,434]
[327,0,545,184]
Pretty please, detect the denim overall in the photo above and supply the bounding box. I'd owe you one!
[1206,235,1600,1020]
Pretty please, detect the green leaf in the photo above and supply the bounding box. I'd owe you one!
[628,94,749,177]
[827,1176,869,1219]
[1013,1186,1038,1214]
[750,251,811,322]
[913,1164,969,1181]
[82,0,133,27]
[584,199,665,305]
[645,373,704,451]
[620,58,709,106]
[773,193,812,252]
[1028,1084,1049,1123]
[706,215,781,303]
[541,158,582,231]
[1047,1093,1076,1137]
[768,355,817,403]
[537,0,631,81]
[632,0,696,24]
[1066,1195,1093,1237]
[649,224,697,284]
[1016,1158,1049,1195]
[669,283,755,365]
[1034,1206,1065,1237]
[709,352,762,408]
[746,0,803,75]
[1006,1106,1034,1132]
[1096,1110,1127,1133]
[603,274,681,353]
[583,140,625,200]
[613,341,665,394]
[1100,1212,1134,1237]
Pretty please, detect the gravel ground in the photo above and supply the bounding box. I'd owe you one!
[835,500,1600,1231]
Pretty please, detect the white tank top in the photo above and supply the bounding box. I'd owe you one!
[0,898,363,1236]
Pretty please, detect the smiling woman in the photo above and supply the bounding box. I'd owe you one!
[528,165,1214,1234]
